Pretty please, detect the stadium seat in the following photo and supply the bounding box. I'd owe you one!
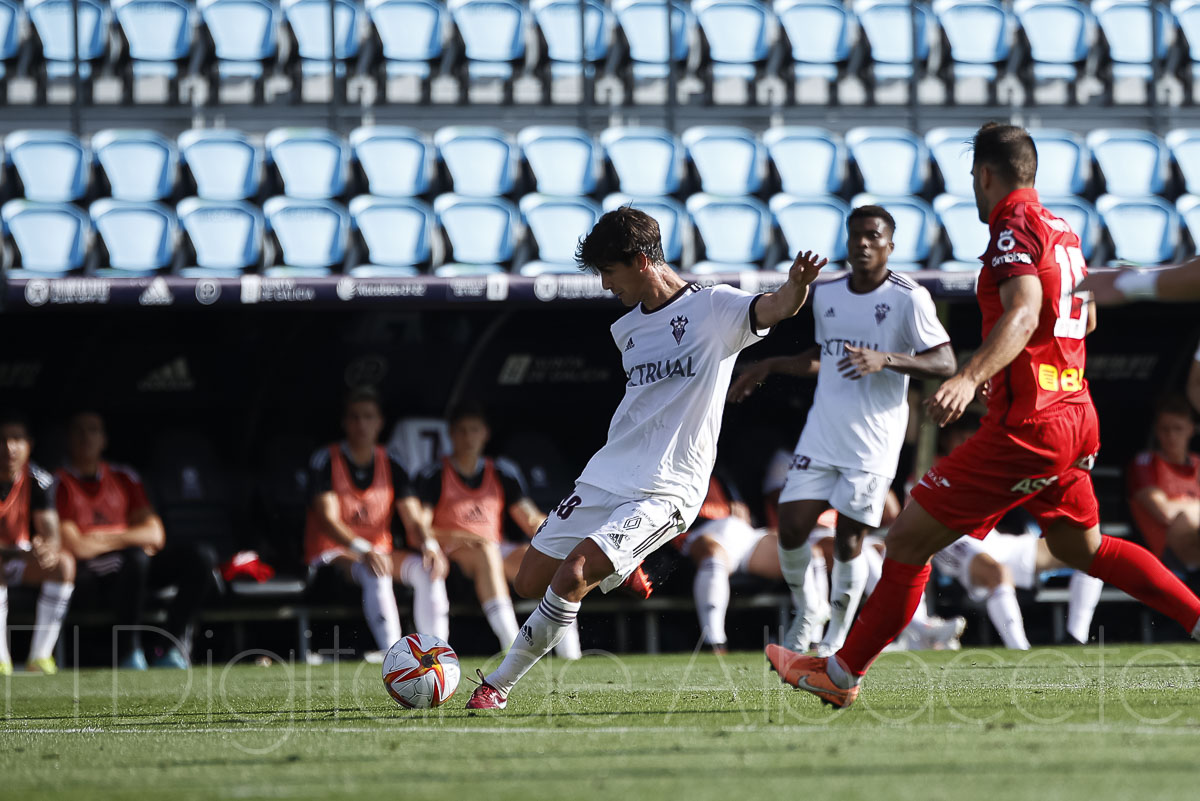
[850,193,938,270]
[600,126,685,195]
[177,197,264,276]
[281,0,360,79]
[364,0,447,89]
[773,0,855,99]
[349,195,435,272]
[1012,0,1096,99]
[447,0,527,91]
[518,194,601,274]
[1087,128,1170,196]
[1176,194,1200,248]
[1029,128,1090,196]
[89,199,178,274]
[262,196,351,273]
[602,193,689,264]
[933,193,988,270]
[854,0,933,86]
[925,127,977,197]
[611,0,694,83]
[933,0,1016,93]
[178,129,264,201]
[111,0,194,94]
[197,0,281,97]
[4,130,90,202]
[845,127,930,195]
[762,126,846,196]
[687,193,772,272]
[692,0,776,99]
[1096,194,1180,264]
[0,0,20,92]
[518,126,599,196]
[1174,0,1200,88]
[265,128,351,200]
[531,0,613,79]
[1,200,90,275]
[1040,195,1102,260]
[434,194,518,270]
[25,0,109,83]
[769,194,849,271]
[1093,0,1173,86]
[433,263,505,276]
[91,129,179,202]
[350,126,435,198]
[1166,128,1200,195]
[434,126,518,197]
[681,126,766,196]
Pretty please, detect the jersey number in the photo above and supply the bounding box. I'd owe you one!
[1052,245,1087,340]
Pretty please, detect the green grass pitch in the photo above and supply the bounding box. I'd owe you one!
[4,644,1200,800]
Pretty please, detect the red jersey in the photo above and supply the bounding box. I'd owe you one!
[304,444,396,563]
[1127,450,1200,557]
[55,463,152,538]
[977,188,1092,427]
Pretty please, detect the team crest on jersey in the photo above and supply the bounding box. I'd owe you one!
[670,316,689,345]
[874,303,890,324]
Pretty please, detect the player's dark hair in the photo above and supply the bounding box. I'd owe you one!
[0,409,31,437]
[447,401,488,427]
[972,122,1038,186]
[343,386,383,416]
[1155,393,1196,422]
[847,205,896,237]
[575,206,665,272]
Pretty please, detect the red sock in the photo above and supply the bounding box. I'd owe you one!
[1088,535,1200,633]
[837,558,930,677]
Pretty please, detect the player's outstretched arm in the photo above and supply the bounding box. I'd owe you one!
[1077,258,1200,305]
[727,347,821,402]
[753,250,827,329]
[838,343,956,381]
[926,274,1041,427]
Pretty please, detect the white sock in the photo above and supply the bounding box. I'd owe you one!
[351,561,403,651]
[986,583,1030,650]
[486,588,580,696]
[29,581,73,661]
[399,554,450,641]
[554,620,582,660]
[779,542,812,647]
[482,596,520,650]
[820,555,868,652]
[1067,571,1104,644]
[0,585,9,665]
[693,556,730,646]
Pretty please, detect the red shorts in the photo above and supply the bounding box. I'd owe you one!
[910,401,1101,539]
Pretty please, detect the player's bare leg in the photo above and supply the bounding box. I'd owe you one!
[509,544,581,660]
[817,516,870,657]
[966,553,1029,650]
[777,499,832,650]
[1162,498,1200,568]
[689,535,732,651]
[745,532,783,580]
[453,543,519,649]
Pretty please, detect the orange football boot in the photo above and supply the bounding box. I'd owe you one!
[765,644,859,709]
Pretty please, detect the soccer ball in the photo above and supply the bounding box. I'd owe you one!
[382,633,461,709]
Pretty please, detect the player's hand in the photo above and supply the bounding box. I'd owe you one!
[837,345,888,380]
[787,250,828,288]
[363,549,391,578]
[421,539,449,581]
[926,374,978,427]
[31,535,58,571]
[727,360,773,403]
[1073,271,1126,307]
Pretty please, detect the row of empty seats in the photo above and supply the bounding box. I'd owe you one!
[5,0,1200,104]
[4,187,1195,276]
[5,124,1200,204]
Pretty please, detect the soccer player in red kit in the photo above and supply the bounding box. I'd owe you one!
[768,122,1200,708]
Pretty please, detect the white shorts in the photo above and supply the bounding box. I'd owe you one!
[681,516,769,573]
[777,456,891,528]
[531,483,690,594]
[933,532,1039,601]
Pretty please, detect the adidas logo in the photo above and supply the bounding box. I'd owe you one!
[625,337,635,351]
[137,357,195,392]
[138,277,174,306]
[607,530,628,547]
[520,624,533,645]
[824,307,835,318]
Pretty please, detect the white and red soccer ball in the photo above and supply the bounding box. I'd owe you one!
[382,633,460,709]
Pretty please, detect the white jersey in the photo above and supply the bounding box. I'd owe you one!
[576,283,768,512]
[795,272,950,477]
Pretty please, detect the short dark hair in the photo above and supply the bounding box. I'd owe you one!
[575,206,665,272]
[1155,393,1196,422]
[847,205,896,237]
[343,386,383,416]
[972,122,1038,186]
[447,401,488,427]
[0,410,31,437]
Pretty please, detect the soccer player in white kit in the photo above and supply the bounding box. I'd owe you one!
[466,207,826,709]
[729,206,956,657]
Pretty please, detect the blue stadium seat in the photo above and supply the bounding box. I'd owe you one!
[1166,128,1200,195]
[1174,0,1200,86]
[348,195,434,273]
[600,126,684,195]
[531,0,613,79]
[611,0,694,81]
[1013,0,1095,88]
[177,197,264,276]
[365,0,447,80]
[692,0,775,90]
[687,194,772,272]
[850,193,938,270]
[1097,194,1180,264]
[845,127,930,195]
[4,130,90,202]
[682,126,766,195]
[178,129,263,201]
[933,193,988,270]
[197,0,280,83]
[855,0,933,83]
[0,0,20,86]
[773,0,855,92]
[518,194,601,275]
[762,126,846,196]
[434,126,518,197]
[933,0,1016,87]
[89,199,178,274]
[111,0,194,84]
[448,0,527,84]
[281,0,360,77]
[92,129,179,202]
[433,263,505,276]
[1029,128,1090,196]
[925,127,977,197]
[1,200,90,275]
[265,128,350,200]
[1040,195,1101,260]
[262,196,351,274]
[1176,194,1200,248]
[1093,0,1173,82]
[25,0,109,80]
[518,126,599,196]
[350,126,435,198]
[602,194,689,264]
[434,194,518,270]
[769,194,849,271]
[1087,128,1169,196]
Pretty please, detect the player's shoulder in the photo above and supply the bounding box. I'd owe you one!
[493,456,523,481]
[107,462,145,486]
[1132,450,1156,467]
[418,461,444,483]
[27,462,54,491]
[884,271,921,294]
[308,445,334,471]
